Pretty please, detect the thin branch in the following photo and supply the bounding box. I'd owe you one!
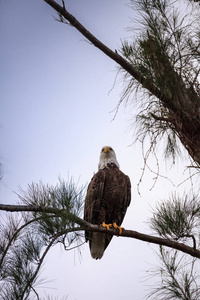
[177,234,197,250]
[0,216,44,267]
[0,203,85,226]
[150,112,172,123]
[43,0,170,104]
[161,249,188,299]
[21,232,57,299]
[30,285,40,300]
[1,203,200,259]
[62,0,65,10]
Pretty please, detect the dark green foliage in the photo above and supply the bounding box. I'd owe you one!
[17,179,84,241]
[120,1,200,298]
[120,0,200,164]
[150,194,200,245]
[147,247,200,299]
[148,194,200,299]
[0,178,85,299]
[1,1,200,299]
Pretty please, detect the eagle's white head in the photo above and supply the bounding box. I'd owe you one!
[98,146,120,170]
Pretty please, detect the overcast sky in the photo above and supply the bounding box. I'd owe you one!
[0,1,193,299]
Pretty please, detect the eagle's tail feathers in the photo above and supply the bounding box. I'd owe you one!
[90,232,105,260]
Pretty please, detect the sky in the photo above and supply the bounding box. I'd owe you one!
[0,0,195,299]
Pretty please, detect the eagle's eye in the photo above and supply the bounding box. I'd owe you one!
[101,147,105,152]
[109,147,113,151]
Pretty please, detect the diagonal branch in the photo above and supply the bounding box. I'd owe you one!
[1,203,200,259]
[43,0,170,103]
[21,226,82,299]
[0,216,44,267]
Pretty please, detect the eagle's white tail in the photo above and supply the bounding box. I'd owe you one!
[90,232,105,259]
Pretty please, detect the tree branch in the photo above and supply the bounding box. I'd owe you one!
[150,112,172,123]
[1,203,200,259]
[43,0,169,103]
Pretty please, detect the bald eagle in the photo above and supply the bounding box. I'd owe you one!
[84,146,131,259]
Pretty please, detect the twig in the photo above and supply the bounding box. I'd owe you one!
[62,0,65,10]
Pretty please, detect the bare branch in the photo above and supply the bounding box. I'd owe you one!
[1,203,200,259]
[43,0,170,103]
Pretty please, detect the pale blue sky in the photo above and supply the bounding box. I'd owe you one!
[0,1,192,299]
[1,0,136,197]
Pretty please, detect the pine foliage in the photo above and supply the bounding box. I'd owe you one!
[150,194,200,245]
[147,247,200,299]
[0,178,84,299]
[148,194,200,299]
[120,0,200,165]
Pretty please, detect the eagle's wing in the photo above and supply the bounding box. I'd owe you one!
[84,166,131,259]
[104,171,131,250]
[121,174,131,221]
[84,169,106,242]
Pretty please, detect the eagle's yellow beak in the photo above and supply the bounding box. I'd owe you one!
[104,146,110,153]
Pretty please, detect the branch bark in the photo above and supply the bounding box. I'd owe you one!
[1,203,200,259]
[43,0,170,103]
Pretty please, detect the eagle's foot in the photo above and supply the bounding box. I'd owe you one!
[101,222,112,230]
[113,222,124,235]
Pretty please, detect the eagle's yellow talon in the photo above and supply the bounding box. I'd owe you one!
[101,222,112,230]
[113,222,124,235]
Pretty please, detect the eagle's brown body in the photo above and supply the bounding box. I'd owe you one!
[84,161,131,259]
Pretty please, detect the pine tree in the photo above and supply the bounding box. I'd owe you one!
[1,0,200,298]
